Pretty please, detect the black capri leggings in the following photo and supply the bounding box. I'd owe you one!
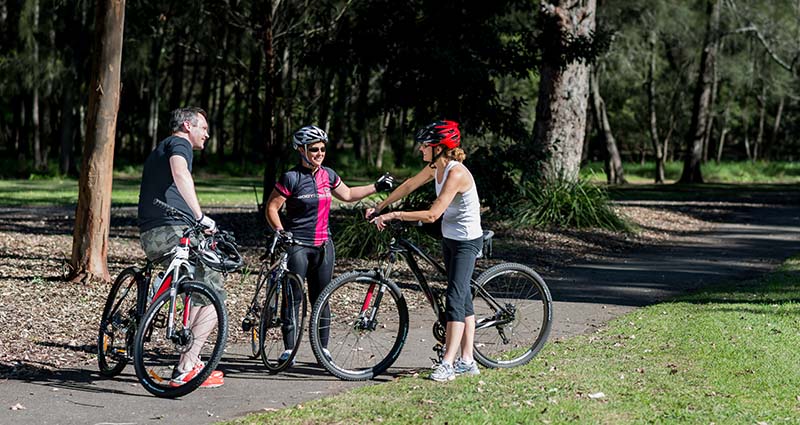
[442,236,483,323]
[281,240,334,349]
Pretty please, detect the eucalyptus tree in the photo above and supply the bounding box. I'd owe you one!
[531,0,597,183]
[70,0,125,283]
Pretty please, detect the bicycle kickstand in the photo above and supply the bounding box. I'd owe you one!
[430,343,445,366]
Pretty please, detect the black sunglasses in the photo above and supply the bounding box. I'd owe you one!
[307,146,326,153]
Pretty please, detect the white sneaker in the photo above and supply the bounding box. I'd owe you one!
[321,348,332,362]
[430,362,455,382]
[453,358,480,376]
[278,349,296,367]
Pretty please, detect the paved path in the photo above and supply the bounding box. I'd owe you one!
[2,196,799,425]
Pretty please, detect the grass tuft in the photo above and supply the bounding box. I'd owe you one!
[508,179,633,232]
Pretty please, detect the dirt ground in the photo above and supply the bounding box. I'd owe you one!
[0,200,713,378]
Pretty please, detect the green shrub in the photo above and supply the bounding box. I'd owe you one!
[333,189,440,259]
[509,179,632,231]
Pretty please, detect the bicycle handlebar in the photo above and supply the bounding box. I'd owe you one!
[152,199,195,225]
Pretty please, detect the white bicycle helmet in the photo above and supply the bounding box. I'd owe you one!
[292,125,328,150]
[198,233,244,273]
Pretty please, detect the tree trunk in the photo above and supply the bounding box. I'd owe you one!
[216,24,229,161]
[701,39,720,164]
[147,22,164,152]
[753,84,767,161]
[715,105,729,163]
[766,96,784,158]
[531,0,596,183]
[743,118,751,160]
[261,0,279,211]
[646,31,665,184]
[375,110,391,169]
[168,28,186,111]
[59,80,77,175]
[31,0,46,172]
[328,69,349,166]
[390,108,407,167]
[70,0,125,283]
[679,0,719,184]
[353,65,370,160]
[589,67,625,184]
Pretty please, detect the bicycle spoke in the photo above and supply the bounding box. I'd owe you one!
[473,263,552,368]
[134,281,227,398]
[311,272,408,381]
[98,267,141,377]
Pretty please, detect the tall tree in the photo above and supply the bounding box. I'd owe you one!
[589,66,626,184]
[69,0,125,283]
[679,0,720,184]
[531,0,597,183]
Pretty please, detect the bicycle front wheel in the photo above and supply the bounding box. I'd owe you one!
[133,281,228,398]
[259,272,306,373]
[310,271,408,381]
[472,263,552,368]
[98,266,144,377]
[245,265,271,359]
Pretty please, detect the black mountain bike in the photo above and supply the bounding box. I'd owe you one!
[241,231,308,373]
[308,221,553,381]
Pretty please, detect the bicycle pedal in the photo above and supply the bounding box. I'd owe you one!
[241,317,254,332]
[153,312,167,328]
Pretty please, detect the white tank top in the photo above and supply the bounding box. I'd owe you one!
[434,161,483,241]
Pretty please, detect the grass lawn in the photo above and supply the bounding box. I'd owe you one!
[228,257,800,424]
[582,160,800,184]
[0,174,380,207]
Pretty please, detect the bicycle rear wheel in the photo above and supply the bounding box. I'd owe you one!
[133,281,228,398]
[259,272,306,373]
[472,262,552,368]
[244,265,271,359]
[98,266,143,377]
[310,271,408,381]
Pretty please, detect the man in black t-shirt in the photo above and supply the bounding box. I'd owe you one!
[137,107,224,388]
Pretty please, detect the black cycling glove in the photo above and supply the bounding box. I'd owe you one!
[374,172,395,192]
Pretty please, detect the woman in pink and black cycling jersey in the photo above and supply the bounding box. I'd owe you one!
[265,125,394,365]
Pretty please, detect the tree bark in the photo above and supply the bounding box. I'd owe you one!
[531,0,596,183]
[375,110,391,169]
[70,0,125,283]
[589,67,625,184]
[59,80,76,175]
[679,0,720,184]
[753,84,766,161]
[646,31,665,184]
[168,28,186,111]
[766,96,784,158]
[353,65,370,161]
[261,0,279,211]
[716,105,729,163]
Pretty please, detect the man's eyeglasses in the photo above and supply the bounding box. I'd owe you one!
[307,146,326,153]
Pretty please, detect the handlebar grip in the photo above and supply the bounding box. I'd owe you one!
[152,199,194,224]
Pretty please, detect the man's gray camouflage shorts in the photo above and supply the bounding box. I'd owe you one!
[140,225,226,303]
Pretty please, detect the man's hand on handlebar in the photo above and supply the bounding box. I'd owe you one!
[197,214,218,234]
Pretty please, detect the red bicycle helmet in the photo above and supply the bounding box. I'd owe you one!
[414,120,461,149]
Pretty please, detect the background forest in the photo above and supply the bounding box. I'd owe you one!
[1,0,799,279]
[3,0,798,182]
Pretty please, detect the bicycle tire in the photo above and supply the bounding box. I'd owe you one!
[472,262,552,368]
[98,266,144,377]
[132,280,228,398]
[310,271,409,381]
[259,272,306,373]
[246,265,271,359]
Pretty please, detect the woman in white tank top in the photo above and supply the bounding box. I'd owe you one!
[368,120,483,382]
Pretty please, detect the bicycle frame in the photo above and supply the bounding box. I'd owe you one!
[375,230,517,341]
